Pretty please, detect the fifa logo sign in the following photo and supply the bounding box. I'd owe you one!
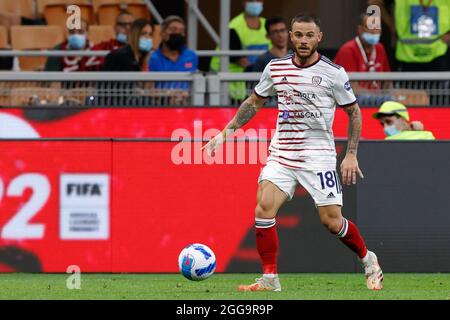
[66,5,81,30]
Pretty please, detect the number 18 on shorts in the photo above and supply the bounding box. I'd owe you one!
[258,161,343,207]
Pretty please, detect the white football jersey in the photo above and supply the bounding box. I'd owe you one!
[254,53,357,170]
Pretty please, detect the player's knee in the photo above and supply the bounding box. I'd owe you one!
[255,201,275,219]
[320,215,341,234]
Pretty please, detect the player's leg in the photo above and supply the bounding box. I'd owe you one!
[295,169,383,290]
[238,162,296,292]
[317,205,384,290]
[238,180,287,292]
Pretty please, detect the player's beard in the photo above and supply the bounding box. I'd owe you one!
[295,42,319,65]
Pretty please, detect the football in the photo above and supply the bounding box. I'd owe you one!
[178,243,216,281]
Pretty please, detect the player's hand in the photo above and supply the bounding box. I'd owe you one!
[340,153,364,186]
[410,121,424,131]
[201,131,225,157]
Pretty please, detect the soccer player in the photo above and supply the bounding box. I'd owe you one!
[202,13,384,291]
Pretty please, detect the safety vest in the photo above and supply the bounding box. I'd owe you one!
[386,130,436,140]
[210,13,270,101]
[395,0,450,63]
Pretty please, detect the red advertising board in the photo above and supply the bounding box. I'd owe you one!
[0,107,449,140]
[0,140,262,272]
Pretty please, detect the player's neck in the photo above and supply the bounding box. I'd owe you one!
[294,51,320,67]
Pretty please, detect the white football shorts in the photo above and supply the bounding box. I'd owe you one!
[258,160,343,206]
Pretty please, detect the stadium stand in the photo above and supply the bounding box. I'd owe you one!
[97,3,150,26]
[0,0,35,20]
[0,26,8,49]
[43,3,96,32]
[11,25,65,71]
[89,25,116,44]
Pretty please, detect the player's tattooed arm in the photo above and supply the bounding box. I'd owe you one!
[341,102,364,185]
[224,93,265,135]
[201,93,266,156]
[344,102,362,155]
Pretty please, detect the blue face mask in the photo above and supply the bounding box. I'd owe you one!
[68,34,86,50]
[139,38,153,52]
[117,32,127,44]
[361,32,380,45]
[384,124,400,137]
[245,1,263,17]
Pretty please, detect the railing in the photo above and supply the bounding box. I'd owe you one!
[207,72,450,106]
[0,72,449,107]
[0,72,206,107]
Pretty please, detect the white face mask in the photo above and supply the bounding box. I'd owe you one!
[245,1,263,17]
[384,124,400,136]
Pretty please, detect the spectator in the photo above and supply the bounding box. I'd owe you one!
[103,19,153,71]
[370,0,449,71]
[209,0,271,101]
[250,16,291,72]
[372,101,435,140]
[44,19,100,72]
[149,15,198,89]
[334,13,390,90]
[91,11,135,68]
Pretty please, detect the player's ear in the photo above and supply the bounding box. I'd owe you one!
[318,31,323,42]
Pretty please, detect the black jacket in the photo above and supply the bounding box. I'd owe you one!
[102,45,141,71]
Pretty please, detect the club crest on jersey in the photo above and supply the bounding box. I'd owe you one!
[312,76,322,86]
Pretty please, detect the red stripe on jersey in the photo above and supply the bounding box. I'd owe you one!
[278,138,305,140]
[274,82,306,86]
[272,155,305,162]
[273,147,335,152]
[278,130,305,133]
[278,141,305,145]
[271,75,302,78]
[278,122,308,125]
[271,68,303,72]
[268,159,304,169]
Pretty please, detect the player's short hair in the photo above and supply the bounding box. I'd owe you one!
[265,16,287,34]
[290,13,321,30]
[161,15,185,31]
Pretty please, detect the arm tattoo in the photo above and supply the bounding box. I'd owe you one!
[345,103,362,155]
[226,100,258,133]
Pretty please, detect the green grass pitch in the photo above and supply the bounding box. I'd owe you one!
[0,273,449,300]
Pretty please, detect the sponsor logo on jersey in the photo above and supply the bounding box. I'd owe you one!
[291,111,322,119]
[282,110,290,119]
[281,76,288,82]
[344,81,352,91]
[312,76,322,86]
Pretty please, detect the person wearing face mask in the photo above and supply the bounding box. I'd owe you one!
[44,19,100,72]
[209,0,271,101]
[334,13,391,90]
[103,19,153,71]
[149,15,198,90]
[372,101,435,140]
[91,11,135,69]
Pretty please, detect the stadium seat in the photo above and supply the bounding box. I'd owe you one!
[11,26,65,71]
[89,25,116,45]
[98,3,150,26]
[36,0,92,16]
[92,0,144,12]
[43,4,96,32]
[0,26,8,49]
[0,0,35,19]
